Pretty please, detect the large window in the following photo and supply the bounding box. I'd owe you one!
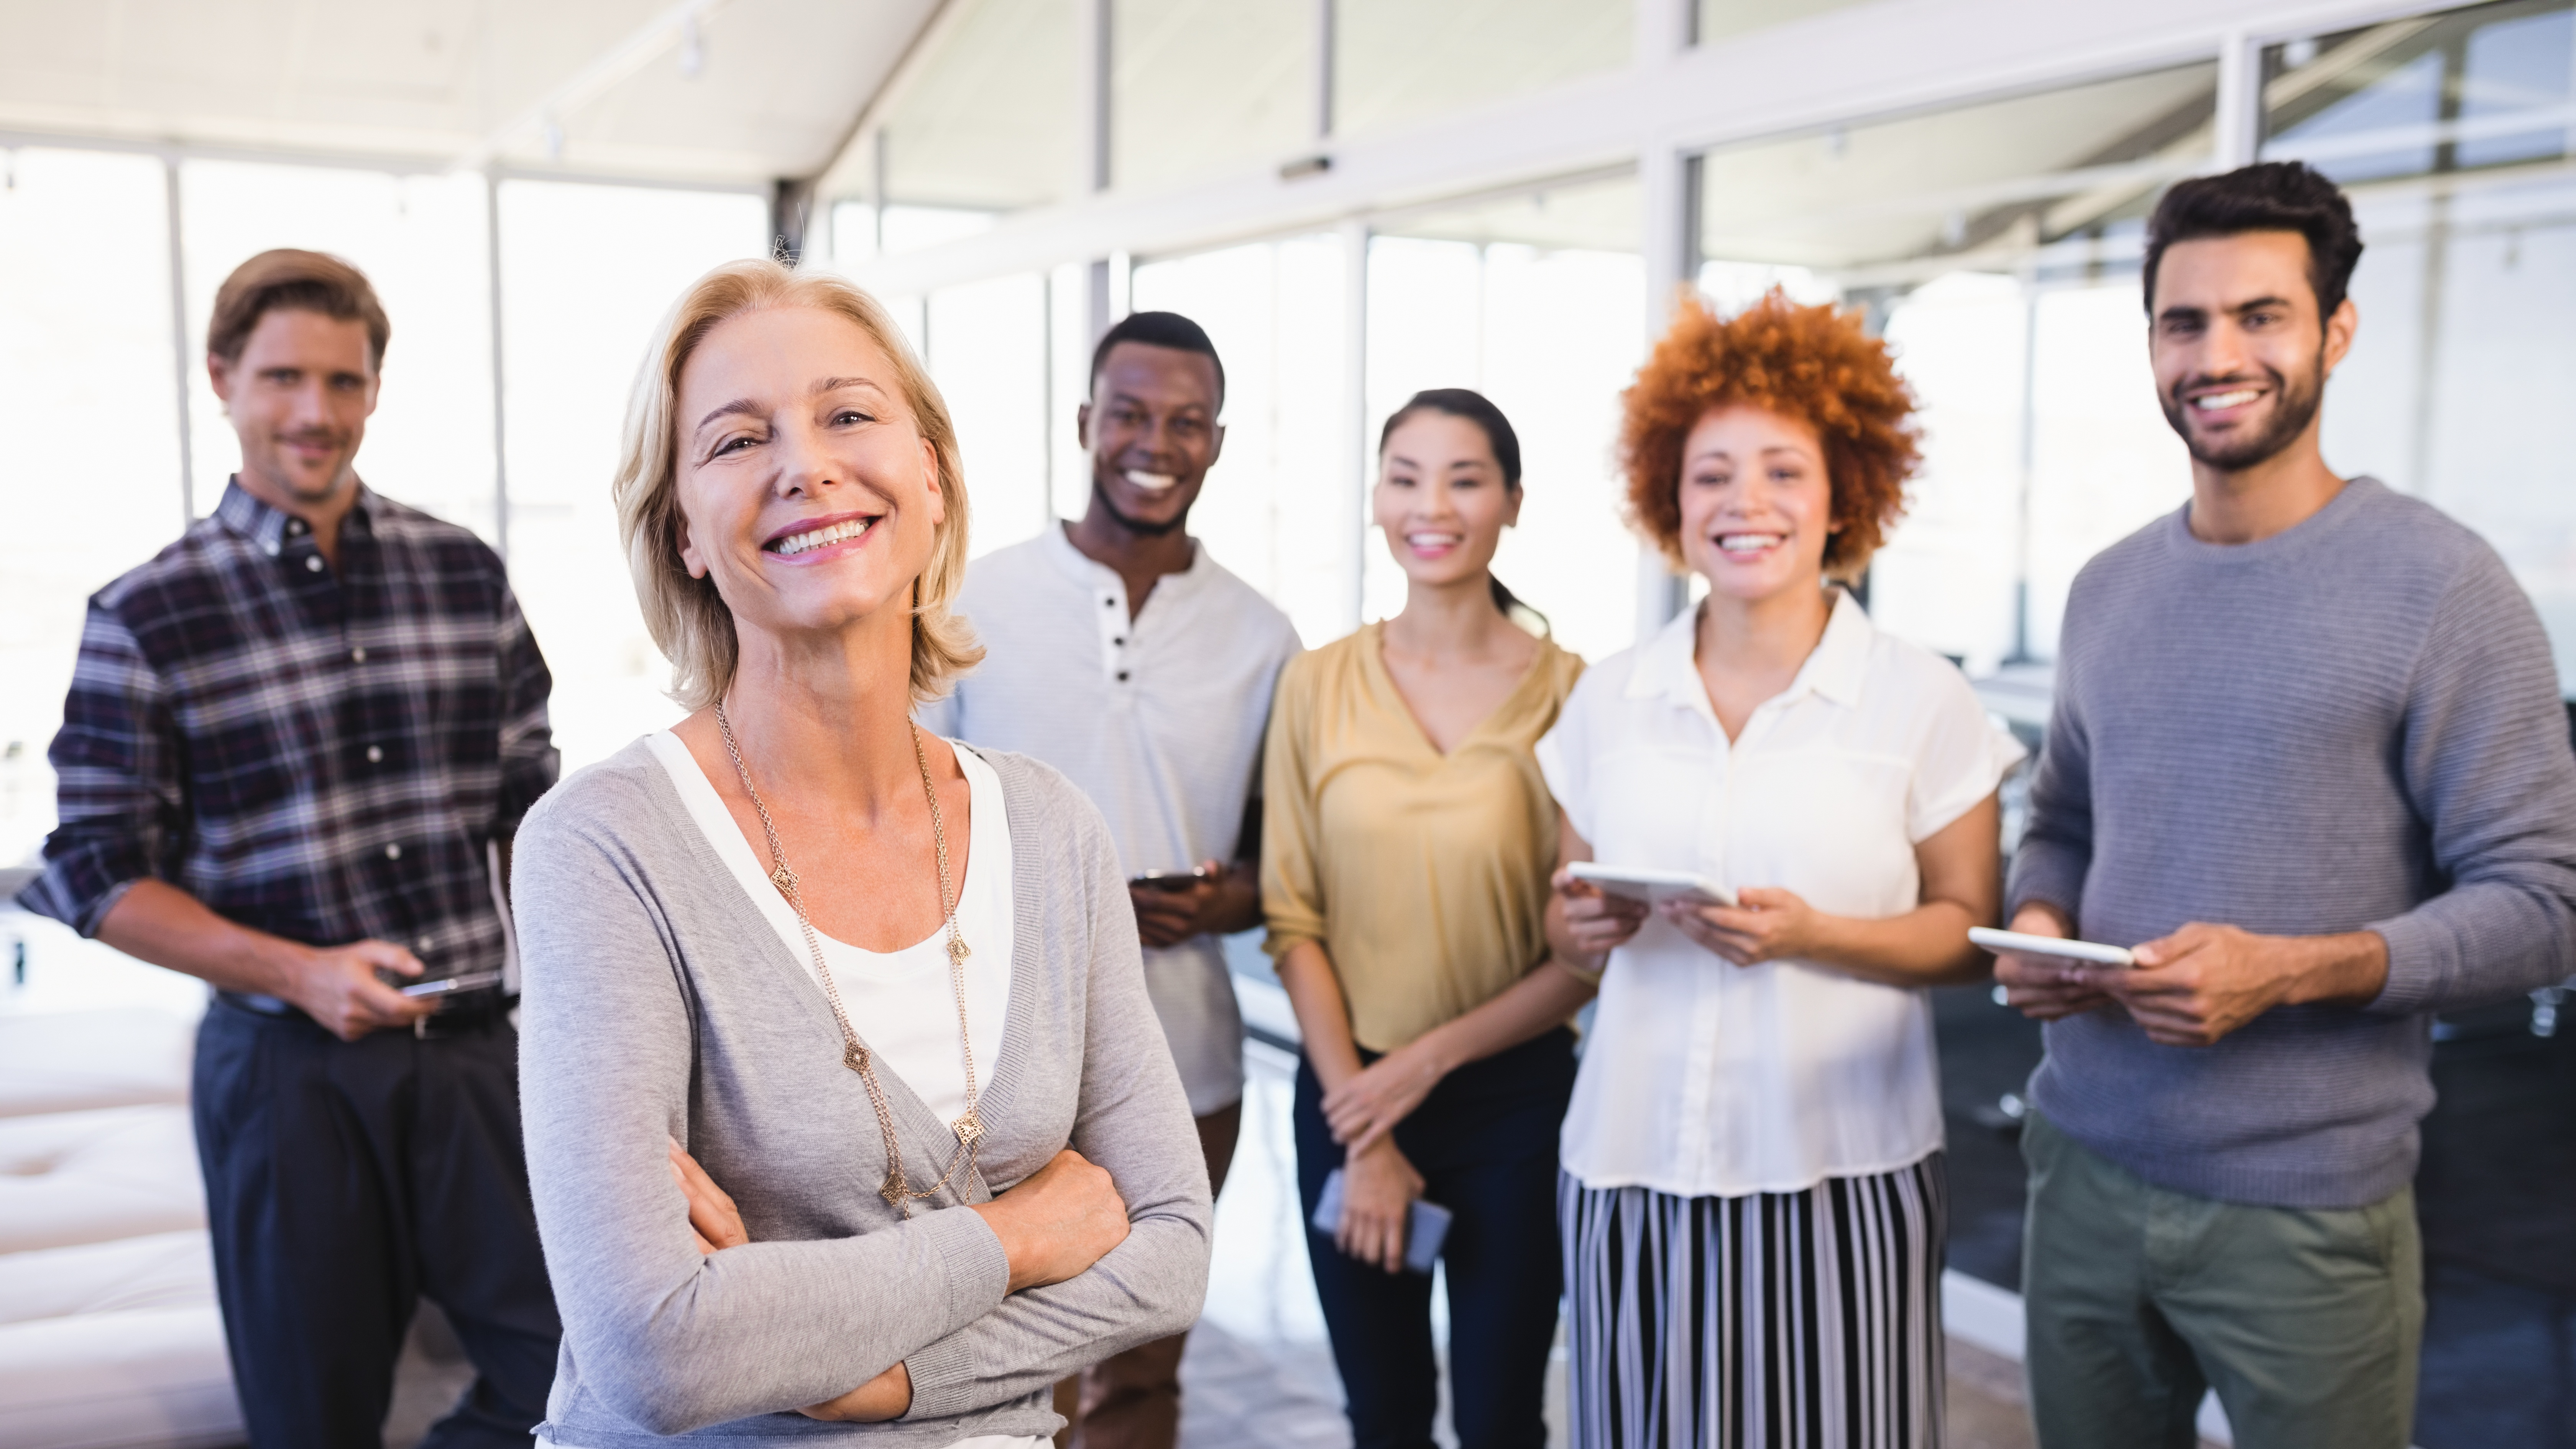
[1695,63,2221,669]
[177,161,497,538]
[925,273,1055,559]
[2264,0,2576,687]
[1131,235,1356,647]
[0,155,770,861]
[496,179,769,772]
[1367,175,1646,662]
[0,149,183,868]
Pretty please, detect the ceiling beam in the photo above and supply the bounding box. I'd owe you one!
[452,0,739,174]
[840,0,2436,297]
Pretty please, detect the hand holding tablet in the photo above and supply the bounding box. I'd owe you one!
[1968,926,2135,968]
[1565,862,1737,909]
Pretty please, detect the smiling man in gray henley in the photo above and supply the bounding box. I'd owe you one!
[1993,161,2576,1449]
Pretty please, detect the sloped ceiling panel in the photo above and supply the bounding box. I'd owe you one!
[0,0,939,184]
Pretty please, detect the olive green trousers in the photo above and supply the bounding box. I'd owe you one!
[2020,1109,2423,1449]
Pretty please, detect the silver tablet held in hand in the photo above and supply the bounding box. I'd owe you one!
[1968,927,2136,968]
[1566,862,1736,909]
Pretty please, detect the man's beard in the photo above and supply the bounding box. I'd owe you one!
[1092,475,1189,537]
[2160,351,2324,472]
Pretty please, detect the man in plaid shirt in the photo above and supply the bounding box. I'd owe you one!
[18,250,561,1447]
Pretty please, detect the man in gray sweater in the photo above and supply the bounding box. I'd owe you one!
[1996,161,2576,1449]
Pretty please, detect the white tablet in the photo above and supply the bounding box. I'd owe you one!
[1968,927,2135,968]
[1566,862,1736,909]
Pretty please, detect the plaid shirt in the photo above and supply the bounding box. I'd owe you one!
[19,480,557,982]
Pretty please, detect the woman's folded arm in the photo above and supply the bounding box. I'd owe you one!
[514,798,1012,1436]
[899,801,1215,1420]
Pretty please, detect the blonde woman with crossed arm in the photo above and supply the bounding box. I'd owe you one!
[510,260,1210,1449]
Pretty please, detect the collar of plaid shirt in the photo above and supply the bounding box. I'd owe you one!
[20,478,559,984]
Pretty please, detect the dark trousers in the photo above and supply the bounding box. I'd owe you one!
[1295,1027,1577,1449]
[192,997,560,1448]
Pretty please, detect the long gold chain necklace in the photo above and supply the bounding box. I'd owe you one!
[714,700,984,1217]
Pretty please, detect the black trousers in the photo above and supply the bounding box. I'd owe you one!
[192,996,560,1448]
[1295,1027,1578,1449]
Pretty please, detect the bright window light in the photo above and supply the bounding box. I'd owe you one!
[177,160,497,539]
[495,179,769,771]
[0,148,183,865]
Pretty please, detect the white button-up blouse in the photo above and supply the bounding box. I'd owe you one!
[1534,591,2023,1198]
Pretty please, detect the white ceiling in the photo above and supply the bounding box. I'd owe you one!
[0,0,940,185]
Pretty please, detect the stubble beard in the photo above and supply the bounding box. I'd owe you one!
[2160,348,2326,473]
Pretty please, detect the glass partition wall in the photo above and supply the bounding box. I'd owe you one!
[14,0,2575,874]
[0,152,771,867]
[1694,62,2223,672]
[2261,0,2576,686]
[1365,174,1646,662]
[1681,0,2576,686]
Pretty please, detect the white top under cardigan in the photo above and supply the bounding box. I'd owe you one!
[1535,591,2024,1198]
[514,741,1207,1448]
[646,730,1012,1132]
[566,733,1033,1449]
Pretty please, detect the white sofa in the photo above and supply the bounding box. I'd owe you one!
[0,1234,240,1449]
[0,1008,242,1449]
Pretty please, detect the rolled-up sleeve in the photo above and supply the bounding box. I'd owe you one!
[19,601,182,936]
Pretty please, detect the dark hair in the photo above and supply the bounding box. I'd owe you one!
[1377,388,1545,632]
[1089,310,1225,411]
[207,249,391,369]
[1622,291,1915,580]
[2141,161,2364,320]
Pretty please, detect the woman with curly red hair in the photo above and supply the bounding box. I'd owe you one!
[1534,291,2023,1447]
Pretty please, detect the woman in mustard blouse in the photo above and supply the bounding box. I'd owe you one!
[1262,388,1596,1449]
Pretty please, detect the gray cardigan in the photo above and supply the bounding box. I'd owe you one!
[512,738,1212,1446]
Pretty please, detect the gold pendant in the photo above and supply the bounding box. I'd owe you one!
[953,1112,984,1148]
[843,1042,867,1073]
[879,1171,905,1207]
[771,863,800,896]
[947,936,971,966]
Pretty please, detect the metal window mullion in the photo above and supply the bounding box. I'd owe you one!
[163,156,195,532]
[1314,0,1336,142]
[486,171,512,559]
[2215,28,2260,170]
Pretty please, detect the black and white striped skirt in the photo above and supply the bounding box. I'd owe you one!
[1559,1156,1948,1448]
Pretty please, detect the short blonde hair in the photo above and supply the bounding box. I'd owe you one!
[613,260,980,709]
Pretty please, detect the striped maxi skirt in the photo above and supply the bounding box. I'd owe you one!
[1559,1156,1948,1449]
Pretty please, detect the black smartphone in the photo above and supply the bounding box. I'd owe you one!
[1127,867,1211,893]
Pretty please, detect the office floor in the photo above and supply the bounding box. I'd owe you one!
[370,973,2576,1449]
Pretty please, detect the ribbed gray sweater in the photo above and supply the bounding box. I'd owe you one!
[511,739,1211,1446]
[2011,478,2576,1209]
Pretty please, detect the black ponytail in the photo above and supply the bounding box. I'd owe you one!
[1379,387,1549,635]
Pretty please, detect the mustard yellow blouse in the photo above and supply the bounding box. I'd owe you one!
[1260,623,1585,1053]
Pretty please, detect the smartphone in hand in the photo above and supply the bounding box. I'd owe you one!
[1128,867,1211,894]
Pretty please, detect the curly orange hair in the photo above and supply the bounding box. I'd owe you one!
[1622,289,1919,580]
